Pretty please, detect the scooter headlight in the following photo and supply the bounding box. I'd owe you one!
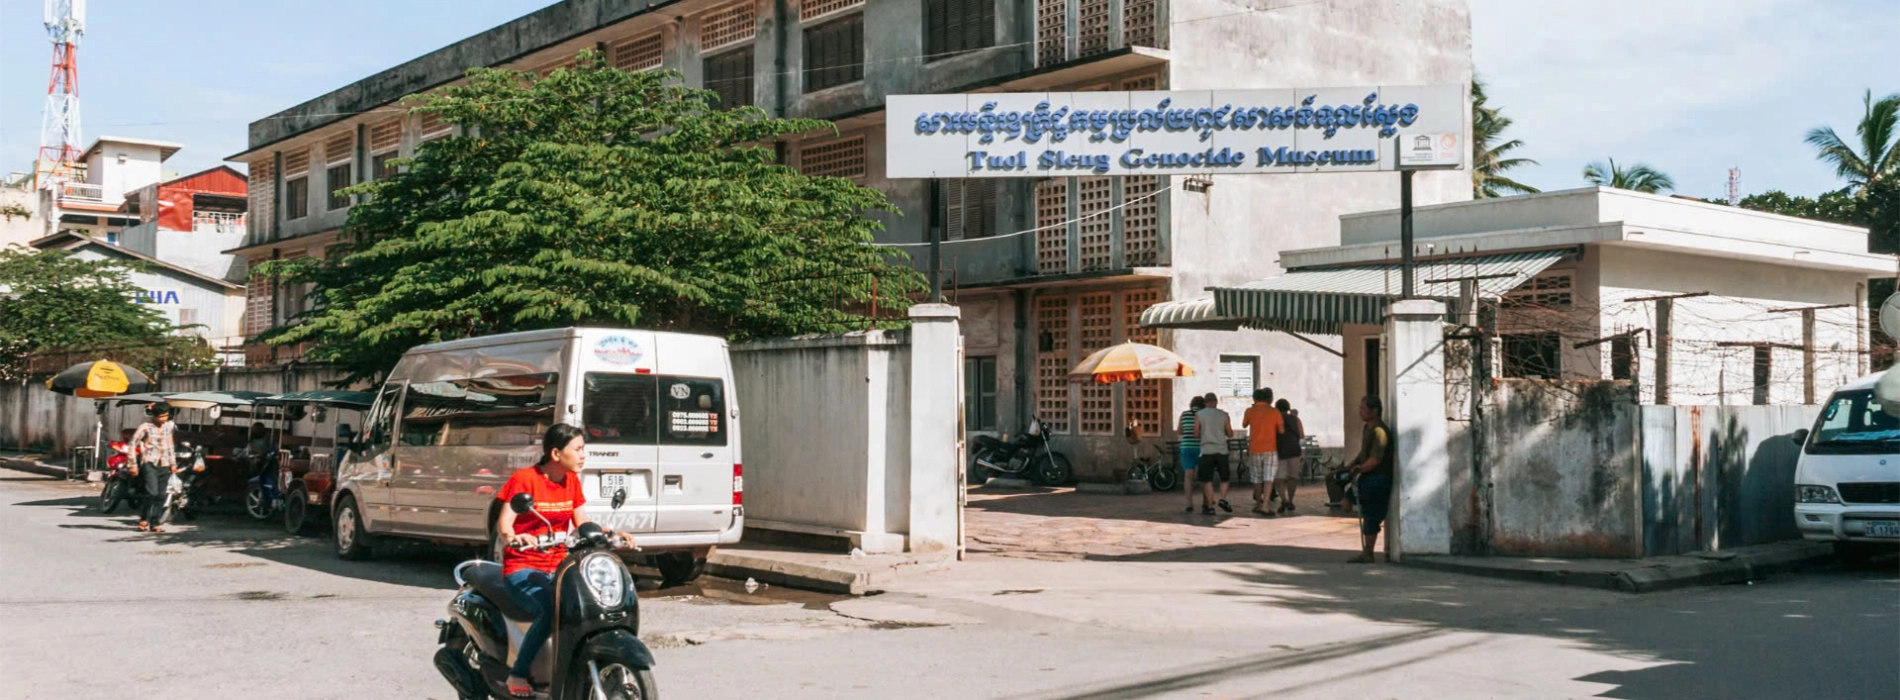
[581,554,624,608]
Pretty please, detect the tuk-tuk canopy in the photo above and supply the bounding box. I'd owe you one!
[112,392,175,406]
[162,391,274,409]
[258,390,375,410]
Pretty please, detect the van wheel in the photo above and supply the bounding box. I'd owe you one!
[654,552,705,588]
[334,495,375,561]
[284,487,313,536]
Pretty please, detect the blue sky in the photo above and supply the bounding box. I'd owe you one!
[2,0,1893,198]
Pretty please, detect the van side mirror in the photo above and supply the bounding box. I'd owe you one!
[1790,429,1810,446]
[509,493,535,514]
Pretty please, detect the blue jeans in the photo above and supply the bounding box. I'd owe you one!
[504,569,556,678]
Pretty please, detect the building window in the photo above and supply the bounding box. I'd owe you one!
[803,13,864,93]
[418,112,453,142]
[248,158,273,239]
[939,179,996,240]
[925,0,995,59]
[369,120,402,181]
[700,2,758,52]
[326,164,353,211]
[284,177,309,220]
[373,152,399,181]
[1503,271,1573,310]
[1078,292,1115,435]
[802,0,864,21]
[244,271,273,335]
[1035,179,1068,273]
[1364,337,1381,398]
[1122,288,1163,437]
[798,135,866,181]
[703,47,754,109]
[1124,0,1161,48]
[1123,176,1161,265]
[1502,333,1561,379]
[612,32,665,72]
[1217,355,1258,399]
[1036,0,1064,66]
[1076,177,1113,271]
[1611,335,1635,381]
[1753,346,1772,406]
[965,356,997,431]
[1077,0,1110,57]
[1036,296,1071,434]
[177,308,198,329]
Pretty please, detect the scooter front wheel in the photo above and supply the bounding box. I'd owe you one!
[570,661,656,700]
[244,483,271,520]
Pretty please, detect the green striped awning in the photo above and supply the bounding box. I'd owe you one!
[1147,250,1568,336]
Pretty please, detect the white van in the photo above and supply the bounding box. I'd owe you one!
[1793,371,1900,562]
[331,327,743,585]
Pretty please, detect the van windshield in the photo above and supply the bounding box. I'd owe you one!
[1808,390,1900,454]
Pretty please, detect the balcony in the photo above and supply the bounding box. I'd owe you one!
[193,211,247,234]
[56,181,105,205]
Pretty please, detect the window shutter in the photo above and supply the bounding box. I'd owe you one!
[943,180,965,240]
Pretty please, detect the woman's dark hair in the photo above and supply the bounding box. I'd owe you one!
[1275,399,1290,411]
[1189,396,1206,410]
[538,423,586,465]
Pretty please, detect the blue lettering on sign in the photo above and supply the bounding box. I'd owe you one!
[1038,151,1112,175]
[135,290,181,305]
[1256,146,1379,167]
[914,91,1422,144]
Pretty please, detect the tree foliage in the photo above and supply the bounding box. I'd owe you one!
[1805,89,1900,189]
[259,51,926,383]
[1582,157,1675,193]
[1471,78,1540,198]
[0,245,211,380]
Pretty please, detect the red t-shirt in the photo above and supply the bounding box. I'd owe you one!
[496,466,586,576]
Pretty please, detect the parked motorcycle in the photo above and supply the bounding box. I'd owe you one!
[970,416,1073,486]
[434,492,657,700]
[243,448,284,521]
[158,443,210,525]
[96,441,141,514]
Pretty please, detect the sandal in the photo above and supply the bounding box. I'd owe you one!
[1200,506,1216,515]
[150,526,164,534]
[1217,500,1233,513]
[137,522,150,532]
[1184,506,1196,514]
[506,677,534,698]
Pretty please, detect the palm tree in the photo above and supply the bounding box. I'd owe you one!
[1805,89,1900,190]
[1471,78,1540,198]
[1582,158,1675,193]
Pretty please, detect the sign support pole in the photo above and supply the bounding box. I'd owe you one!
[928,181,944,303]
[1400,169,1416,299]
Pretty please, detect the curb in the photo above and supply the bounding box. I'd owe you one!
[705,551,872,595]
[0,457,69,479]
[1401,542,1837,593]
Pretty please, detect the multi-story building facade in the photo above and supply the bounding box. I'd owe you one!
[229,0,1473,477]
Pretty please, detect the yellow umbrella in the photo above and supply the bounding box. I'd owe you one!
[1067,342,1194,384]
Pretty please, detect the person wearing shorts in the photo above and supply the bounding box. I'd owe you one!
[1177,396,1205,513]
[1348,396,1396,564]
[1195,393,1235,515]
[1273,399,1305,515]
[1241,388,1283,516]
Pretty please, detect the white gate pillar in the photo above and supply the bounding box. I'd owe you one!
[908,304,962,554]
[1385,299,1451,558]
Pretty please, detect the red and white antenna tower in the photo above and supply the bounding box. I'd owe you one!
[1726,167,1741,206]
[35,0,86,190]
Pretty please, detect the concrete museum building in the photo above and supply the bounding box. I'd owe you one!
[228,0,1476,478]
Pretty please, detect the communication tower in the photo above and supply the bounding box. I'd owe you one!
[34,0,86,190]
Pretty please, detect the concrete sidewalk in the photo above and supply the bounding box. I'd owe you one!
[1402,540,1837,593]
[707,543,954,595]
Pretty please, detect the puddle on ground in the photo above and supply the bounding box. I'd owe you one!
[640,576,847,611]
[232,590,287,601]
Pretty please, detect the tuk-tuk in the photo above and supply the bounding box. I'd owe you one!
[257,390,374,536]
[110,391,279,507]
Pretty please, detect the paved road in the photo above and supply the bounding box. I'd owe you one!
[2,473,1894,699]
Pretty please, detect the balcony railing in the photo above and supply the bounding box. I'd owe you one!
[193,211,247,234]
[57,181,104,203]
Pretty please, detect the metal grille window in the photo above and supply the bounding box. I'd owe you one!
[1124,0,1160,48]
[1076,177,1113,271]
[284,176,309,220]
[801,0,863,21]
[1503,272,1573,309]
[418,112,453,142]
[1036,296,1071,434]
[1036,0,1065,66]
[798,136,866,181]
[612,32,665,72]
[1077,0,1110,57]
[1123,176,1161,265]
[1752,346,1773,406]
[1122,73,1159,91]
[1036,179,1068,273]
[326,164,352,211]
[703,47,755,109]
[803,13,864,93]
[1123,289,1163,437]
[1078,292,1115,435]
[700,2,758,53]
[939,179,996,240]
[925,0,995,59]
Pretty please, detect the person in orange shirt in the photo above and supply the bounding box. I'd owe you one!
[1241,388,1284,516]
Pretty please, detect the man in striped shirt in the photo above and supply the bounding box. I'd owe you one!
[1177,395,1205,514]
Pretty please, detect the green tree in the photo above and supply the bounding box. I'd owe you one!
[1471,78,1540,198]
[1805,89,1900,190]
[258,51,925,384]
[0,245,209,380]
[1582,157,1675,193]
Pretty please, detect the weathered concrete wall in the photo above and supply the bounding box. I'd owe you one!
[1639,404,1818,555]
[1481,380,1644,558]
[0,365,357,458]
[0,188,38,249]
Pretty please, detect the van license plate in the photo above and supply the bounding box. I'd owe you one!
[602,510,654,531]
[600,472,629,496]
[1866,521,1900,538]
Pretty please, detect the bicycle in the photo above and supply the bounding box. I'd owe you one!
[1126,442,1181,492]
[1298,436,1336,483]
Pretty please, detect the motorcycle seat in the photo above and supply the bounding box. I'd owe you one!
[462,561,537,622]
[972,435,1008,451]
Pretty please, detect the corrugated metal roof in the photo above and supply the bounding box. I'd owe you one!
[1142,250,1568,336]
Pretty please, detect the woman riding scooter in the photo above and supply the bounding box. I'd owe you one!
[494,423,626,698]
[128,402,178,533]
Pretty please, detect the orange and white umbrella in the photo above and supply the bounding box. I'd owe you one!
[1067,342,1194,384]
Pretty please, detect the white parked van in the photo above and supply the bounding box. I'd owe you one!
[1793,372,1900,562]
[330,327,743,585]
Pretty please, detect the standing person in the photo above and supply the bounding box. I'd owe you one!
[1177,396,1205,513]
[1347,396,1395,563]
[1274,399,1305,515]
[128,402,177,533]
[494,423,626,697]
[1241,388,1283,516]
[1195,393,1235,515]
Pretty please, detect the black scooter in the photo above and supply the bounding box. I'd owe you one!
[970,416,1073,485]
[434,492,657,700]
[158,443,209,524]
